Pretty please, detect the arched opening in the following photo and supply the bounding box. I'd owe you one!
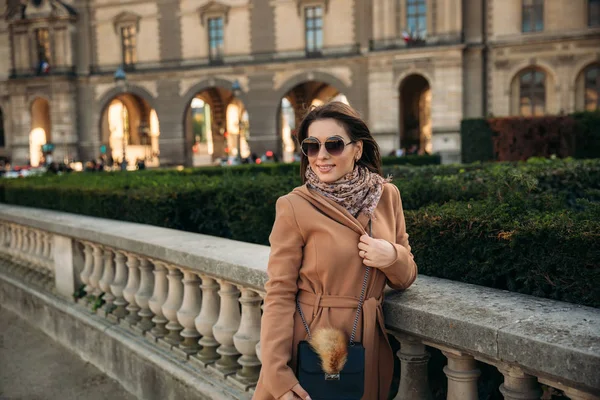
[99,93,160,169]
[277,81,349,163]
[399,74,432,155]
[184,86,251,166]
[29,97,51,167]
[575,63,600,112]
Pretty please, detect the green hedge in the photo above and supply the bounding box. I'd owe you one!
[1,159,598,307]
[461,111,600,163]
[138,154,440,179]
[460,118,495,164]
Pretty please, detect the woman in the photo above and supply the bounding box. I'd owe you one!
[254,102,417,400]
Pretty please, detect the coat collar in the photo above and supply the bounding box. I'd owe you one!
[291,185,370,236]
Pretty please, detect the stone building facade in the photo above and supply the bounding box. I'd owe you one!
[0,0,598,167]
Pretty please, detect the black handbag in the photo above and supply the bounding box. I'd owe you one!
[295,221,372,400]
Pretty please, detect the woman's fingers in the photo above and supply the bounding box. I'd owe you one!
[291,383,311,400]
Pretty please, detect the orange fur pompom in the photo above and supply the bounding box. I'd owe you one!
[309,328,348,375]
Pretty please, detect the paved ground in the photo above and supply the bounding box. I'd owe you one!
[0,307,136,400]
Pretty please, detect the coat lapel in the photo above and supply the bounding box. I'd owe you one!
[291,185,369,236]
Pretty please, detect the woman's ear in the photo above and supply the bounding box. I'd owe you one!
[355,141,363,161]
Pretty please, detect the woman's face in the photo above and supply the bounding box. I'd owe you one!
[306,118,362,183]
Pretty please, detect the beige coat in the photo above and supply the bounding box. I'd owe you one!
[253,183,417,400]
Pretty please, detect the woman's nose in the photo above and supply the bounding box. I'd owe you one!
[317,143,330,159]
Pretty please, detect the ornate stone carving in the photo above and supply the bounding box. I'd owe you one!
[198,1,232,26]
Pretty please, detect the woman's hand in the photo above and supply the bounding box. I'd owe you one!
[278,383,311,400]
[358,235,397,268]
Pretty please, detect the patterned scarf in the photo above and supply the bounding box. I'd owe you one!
[306,165,391,218]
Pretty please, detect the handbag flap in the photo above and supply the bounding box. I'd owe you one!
[298,341,365,374]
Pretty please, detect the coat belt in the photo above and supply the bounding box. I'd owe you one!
[297,290,391,399]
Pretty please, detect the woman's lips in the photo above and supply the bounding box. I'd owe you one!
[317,165,334,173]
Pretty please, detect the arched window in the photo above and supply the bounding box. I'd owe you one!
[519,69,546,116]
[584,65,599,111]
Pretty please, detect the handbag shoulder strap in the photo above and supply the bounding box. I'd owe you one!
[296,220,372,345]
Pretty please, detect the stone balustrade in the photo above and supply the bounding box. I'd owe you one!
[0,204,598,400]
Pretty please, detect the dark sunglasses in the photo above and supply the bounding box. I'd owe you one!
[300,136,356,157]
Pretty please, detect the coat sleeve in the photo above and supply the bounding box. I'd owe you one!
[378,184,418,290]
[260,196,304,398]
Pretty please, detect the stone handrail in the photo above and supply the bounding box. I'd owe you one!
[0,204,598,400]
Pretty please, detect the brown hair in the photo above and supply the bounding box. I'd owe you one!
[296,101,383,183]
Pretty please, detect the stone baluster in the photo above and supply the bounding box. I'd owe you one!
[194,276,221,366]
[31,231,42,265]
[161,265,184,347]
[39,231,47,263]
[122,253,141,325]
[15,226,23,255]
[37,232,49,280]
[211,280,241,376]
[79,241,94,299]
[134,258,155,333]
[498,366,541,400]
[98,248,115,316]
[21,228,32,267]
[43,231,52,263]
[8,224,14,247]
[176,271,202,355]
[15,225,22,255]
[148,261,169,340]
[20,227,28,258]
[562,387,599,400]
[5,225,16,271]
[28,230,43,282]
[232,288,262,387]
[109,251,129,320]
[5,224,10,248]
[393,334,432,400]
[88,244,105,298]
[442,349,481,400]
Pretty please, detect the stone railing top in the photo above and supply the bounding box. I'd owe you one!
[0,204,270,291]
[1,204,599,393]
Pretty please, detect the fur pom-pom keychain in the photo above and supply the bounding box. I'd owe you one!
[309,328,348,375]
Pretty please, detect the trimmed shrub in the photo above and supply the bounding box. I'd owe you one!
[1,159,598,307]
[407,201,600,307]
[572,111,600,159]
[460,118,495,164]
[488,116,577,161]
[460,112,600,163]
[381,154,441,166]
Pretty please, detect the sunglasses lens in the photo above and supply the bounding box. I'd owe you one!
[325,138,345,156]
[301,140,320,157]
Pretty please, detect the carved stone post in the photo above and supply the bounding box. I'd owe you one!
[393,334,432,400]
[133,258,155,333]
[210,280,241,376]
[442,349,481,400]
[148,260,169,340]
[98,248,115,316]
[176,271,202,355]
[122,253,141,325]
[161,265,184,347]
[89,244,105,298]
[498,366,541,400]
[109,251,129,320]
[79,241,94,300]
[193,276,221,366]
[232,288,262,388]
